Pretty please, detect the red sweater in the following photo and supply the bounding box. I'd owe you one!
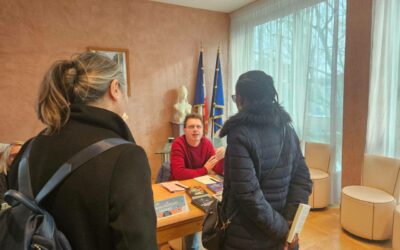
[170,135,224,180]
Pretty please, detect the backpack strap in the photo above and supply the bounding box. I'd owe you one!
[17,139,35,199]
[17,138,132,203]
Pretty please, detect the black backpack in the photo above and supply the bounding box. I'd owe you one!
[0,138,131,250]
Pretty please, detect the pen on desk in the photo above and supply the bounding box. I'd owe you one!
[175,183,189,189]
[209,177,220,183]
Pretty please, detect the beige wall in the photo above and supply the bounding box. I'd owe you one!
[342,0,373,187]
[0,0,229,180]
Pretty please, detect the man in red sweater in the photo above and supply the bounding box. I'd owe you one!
[170,113,225,250]
[170,113,225,180]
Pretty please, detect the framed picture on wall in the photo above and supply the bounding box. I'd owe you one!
[87,47,131,96]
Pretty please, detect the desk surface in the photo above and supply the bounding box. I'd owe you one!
[153,179,211,244]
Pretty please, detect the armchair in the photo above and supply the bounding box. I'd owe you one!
[340,154,400,240]
[305,142,331,209]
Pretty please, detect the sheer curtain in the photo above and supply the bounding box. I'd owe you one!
[366,0,400,158]
[229,0,346,203]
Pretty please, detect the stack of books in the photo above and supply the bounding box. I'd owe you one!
[186,186,214,212]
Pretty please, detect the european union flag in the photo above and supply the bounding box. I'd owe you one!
[193,48,209,134]
[210,48,224,137]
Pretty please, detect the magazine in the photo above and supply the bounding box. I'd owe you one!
[154,195,189,219]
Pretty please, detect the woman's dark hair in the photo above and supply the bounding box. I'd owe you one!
[236,70,292,166]
[236,70,279,106]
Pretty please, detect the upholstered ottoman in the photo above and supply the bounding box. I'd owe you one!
[393,205,400,250]
[308,168,330,208]
[341,186,395,240]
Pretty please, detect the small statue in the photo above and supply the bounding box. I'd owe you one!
[173,86,192,123]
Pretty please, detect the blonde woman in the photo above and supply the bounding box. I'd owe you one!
[0,142,23,204]
[7,52,157,250]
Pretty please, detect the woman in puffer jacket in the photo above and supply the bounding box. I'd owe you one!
[220,70,312,250]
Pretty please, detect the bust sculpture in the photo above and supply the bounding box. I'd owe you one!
[173,86,192,123]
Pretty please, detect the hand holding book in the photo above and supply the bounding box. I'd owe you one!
[286,203,310,244]
[284,234,298,250]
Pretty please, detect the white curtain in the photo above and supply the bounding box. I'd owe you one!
[229,0,346,203]
[366,0,400,158]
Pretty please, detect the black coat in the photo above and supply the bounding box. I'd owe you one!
[219,104,312,250]
[8,104,157,250]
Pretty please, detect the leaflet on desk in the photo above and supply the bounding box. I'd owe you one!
[154,195,189,219]
[161,181,187,192]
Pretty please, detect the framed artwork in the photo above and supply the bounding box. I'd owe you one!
[87,47,131,96]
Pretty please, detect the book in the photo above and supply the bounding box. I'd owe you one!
[191,194,214,212]
[160,181,188,192]
[194,175,221,185]
[206,182,223,194]
[186,186,207,198]
[154,195,189,219]
[287,203,311,243]
[212,193,222,202]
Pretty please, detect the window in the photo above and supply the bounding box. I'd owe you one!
[229,0,346,202]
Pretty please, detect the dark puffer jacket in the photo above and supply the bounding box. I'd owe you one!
[220,104,312,250]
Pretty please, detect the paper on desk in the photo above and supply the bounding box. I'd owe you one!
[194,175,220,185]
[161,181,186,192]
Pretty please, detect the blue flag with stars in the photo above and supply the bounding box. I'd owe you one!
[210,48,224,137]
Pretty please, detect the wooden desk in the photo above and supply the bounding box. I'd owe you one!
[153,179,210,245]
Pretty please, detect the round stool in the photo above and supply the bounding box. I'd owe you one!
[340,185,395,240]
[393,205,400,250]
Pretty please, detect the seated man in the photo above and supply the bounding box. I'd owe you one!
[170,113,224,180]
[170,113,224,250]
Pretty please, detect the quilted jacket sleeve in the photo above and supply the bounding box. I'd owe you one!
[283,132,313,220]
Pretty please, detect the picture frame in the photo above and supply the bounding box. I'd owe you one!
[87,47,131,96]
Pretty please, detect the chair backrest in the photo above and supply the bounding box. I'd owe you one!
[363,154,400,202]
[155,161,171,183]
[305,142,331,173]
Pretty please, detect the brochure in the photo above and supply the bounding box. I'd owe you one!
[160,181,188,192]
[194,175,221,185]
[154,195,189,219]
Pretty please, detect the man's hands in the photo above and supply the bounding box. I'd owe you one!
[204,147,225,173]
[204,155,218,172]
[215,147,225,161]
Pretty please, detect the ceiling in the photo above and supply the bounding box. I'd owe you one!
[149,0,256,13]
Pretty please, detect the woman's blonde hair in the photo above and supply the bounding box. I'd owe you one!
[0,141,24,175]
[37,52,126,134]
